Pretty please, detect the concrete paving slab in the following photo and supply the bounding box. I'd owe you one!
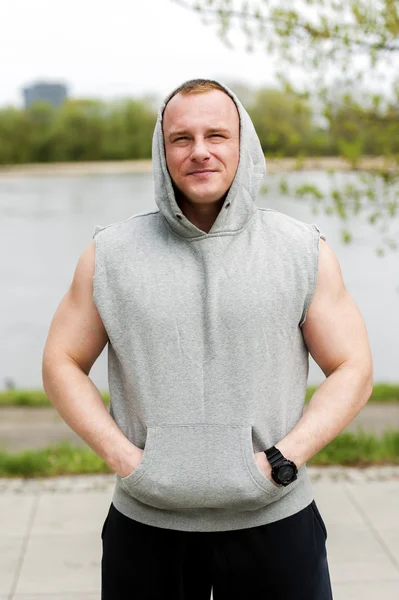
[0,495,36,536]
[332,580,399,600]
[378,528,399,563]
[345,481,399,567]
[311,482,363,525]
[326,520,399,583]
[0,473,398,598]
[31,492,111,536]
[347,480,399,520]
[14,533,101,596]
[0,474,116,495]
[0,536,25,596]
[12,595,99,599]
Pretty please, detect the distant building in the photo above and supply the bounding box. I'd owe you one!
[22,81,68,108]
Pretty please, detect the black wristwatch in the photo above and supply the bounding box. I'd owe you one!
[264,446,298,487]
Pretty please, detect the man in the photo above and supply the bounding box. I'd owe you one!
[42,79,373,599]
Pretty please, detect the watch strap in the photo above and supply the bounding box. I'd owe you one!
[264,445,298,486]
[264,445,285,467]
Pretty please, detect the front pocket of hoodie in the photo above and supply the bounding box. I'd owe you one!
[117,424,284,511]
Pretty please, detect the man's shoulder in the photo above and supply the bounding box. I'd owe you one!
[257,207,326,242]
[93,209,160,240]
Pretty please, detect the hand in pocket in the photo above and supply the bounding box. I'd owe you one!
[254,451,282,487]
[116,446,144,479]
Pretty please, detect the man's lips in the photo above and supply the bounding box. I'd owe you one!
[186,169,217,176]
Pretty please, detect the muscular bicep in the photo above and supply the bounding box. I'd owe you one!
[42,241,109,375]
[301,239,373,379]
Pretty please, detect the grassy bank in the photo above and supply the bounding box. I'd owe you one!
[0,430,398,478]
[304,383,399,404]
[1,383,398,408]
[0,441,109,477]
[0,389,110,407]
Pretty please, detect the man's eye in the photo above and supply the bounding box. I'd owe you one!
[176,136,188,141]
[211,134,223,137]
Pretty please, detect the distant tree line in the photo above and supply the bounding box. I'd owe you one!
[0,87,398,165]
[0,98,156,165]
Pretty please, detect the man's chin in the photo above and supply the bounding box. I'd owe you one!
[181,186,229,205]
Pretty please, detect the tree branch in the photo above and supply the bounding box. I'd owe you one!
[173,0,399,53]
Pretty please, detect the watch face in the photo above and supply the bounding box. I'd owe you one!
[279,465,294,482]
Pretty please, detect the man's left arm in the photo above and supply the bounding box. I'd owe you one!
[273,238,374,471]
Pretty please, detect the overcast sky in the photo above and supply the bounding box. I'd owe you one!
[0,0,278,108]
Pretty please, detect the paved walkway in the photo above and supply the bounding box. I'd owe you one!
[0,468,398,599]
[1,403,398,452]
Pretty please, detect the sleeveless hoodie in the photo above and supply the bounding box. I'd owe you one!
[92,81,326,532]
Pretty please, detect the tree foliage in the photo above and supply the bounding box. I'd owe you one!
[247,88,314,156]
[174,0,399,255]
[2,88,398,164]
[0,98,157,164]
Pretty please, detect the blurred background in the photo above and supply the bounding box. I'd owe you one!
[1,3,399,599]
[0,0,398,394]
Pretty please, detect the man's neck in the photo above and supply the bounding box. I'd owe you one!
[175,191,226,234]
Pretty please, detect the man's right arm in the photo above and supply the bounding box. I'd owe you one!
[42,240,142,478]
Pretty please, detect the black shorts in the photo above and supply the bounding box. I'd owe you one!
[101,499,333,599]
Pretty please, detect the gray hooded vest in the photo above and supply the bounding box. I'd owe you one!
[92,82,326,532]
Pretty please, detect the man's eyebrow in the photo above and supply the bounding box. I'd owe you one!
[168,127,231,141]
[207,127,230,136]
[168,129,190,141]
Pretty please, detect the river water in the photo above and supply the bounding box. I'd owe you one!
[0,170,398,390]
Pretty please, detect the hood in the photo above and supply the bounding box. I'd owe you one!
[151,80,267,239]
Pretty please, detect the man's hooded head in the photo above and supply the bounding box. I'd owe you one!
[162,80,240,212]
[152,79,267,238]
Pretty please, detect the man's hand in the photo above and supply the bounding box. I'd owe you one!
[252,239,373,487]
[274,238,373,470]
[42,241,145,477]
[115,445,144,479]
[254,451,282,487]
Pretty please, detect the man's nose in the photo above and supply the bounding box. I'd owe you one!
[190,138,210,162]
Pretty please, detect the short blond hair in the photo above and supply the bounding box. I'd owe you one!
[163,79,231,114]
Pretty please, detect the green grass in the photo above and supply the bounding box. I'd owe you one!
[0,431,398,477]
[308,428,399,466]
[0,441,112,477]
[304,383,399,404]
[0,383,398,408]
[369,383,399,403]
[0,389,110,407]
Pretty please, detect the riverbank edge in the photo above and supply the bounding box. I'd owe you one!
[1,383,398,407]
[0,155,398,178]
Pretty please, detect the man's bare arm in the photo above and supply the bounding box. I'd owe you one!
[255,238,373,481]
[273,238,374,469]
[42,241,141,477]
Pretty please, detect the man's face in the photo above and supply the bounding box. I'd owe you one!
[162,89,240,207]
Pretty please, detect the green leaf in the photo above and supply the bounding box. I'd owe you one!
[341,229,352,244]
